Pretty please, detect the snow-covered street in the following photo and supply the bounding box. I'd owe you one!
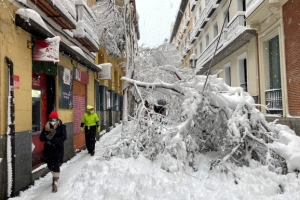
[9,124,300,200]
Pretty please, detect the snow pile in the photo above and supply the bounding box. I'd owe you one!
[70,46,87,58]
[267,123,300,172]
[8,125,300,200]
[15,9,52,33]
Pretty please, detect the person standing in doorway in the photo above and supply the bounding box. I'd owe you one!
[40,111,67,193]
[80,105,100,156]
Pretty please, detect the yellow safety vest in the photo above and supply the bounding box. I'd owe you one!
[81,112,99,130]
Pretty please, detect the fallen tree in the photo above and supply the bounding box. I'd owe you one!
[102,44,299,175]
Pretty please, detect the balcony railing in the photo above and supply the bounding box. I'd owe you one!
[28,0,76,29]
[185,14,191,26]
[265,88,282,115]
[185,41,192,53]
[190,0,198,11]
[74,1,99,52]
[197,34,221,65]
[245,0,264,17]
[205,0,218,17]
[227,12,246,41]
[190,8,208,42]
[191,20,202,43]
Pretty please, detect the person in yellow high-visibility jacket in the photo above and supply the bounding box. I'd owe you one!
[80,105,100,156]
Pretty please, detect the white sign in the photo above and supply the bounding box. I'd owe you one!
[97,63,112,80]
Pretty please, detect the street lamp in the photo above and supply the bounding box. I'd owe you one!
[190,54,197,68]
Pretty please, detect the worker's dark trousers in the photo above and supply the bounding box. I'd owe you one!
[84,126,96,154]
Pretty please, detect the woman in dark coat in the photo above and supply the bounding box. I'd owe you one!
[40,111,66,193]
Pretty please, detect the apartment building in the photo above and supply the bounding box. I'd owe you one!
[170,0,299,135]
[0,0,139,198]
[246,0,300,134]
[170,0,194,69]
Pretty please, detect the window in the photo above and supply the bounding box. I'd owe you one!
[206,34,209,47]
[264,35,282,115]
[199,42,203,54]
[213,23,218,38]
[237,0,246,12]
[238,53,248,92]
[224,63,231,86]
[198,7,202,18]
[223,10,229,28]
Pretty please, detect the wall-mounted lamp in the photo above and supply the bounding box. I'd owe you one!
[190,54,197,69]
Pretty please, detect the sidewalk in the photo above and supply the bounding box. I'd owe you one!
[9,124,122,200]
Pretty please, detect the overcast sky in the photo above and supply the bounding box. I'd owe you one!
[136,0,181,48]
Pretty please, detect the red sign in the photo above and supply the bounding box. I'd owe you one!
[14,75,19,89]
[33,37,60,62]
[74,68,89,84]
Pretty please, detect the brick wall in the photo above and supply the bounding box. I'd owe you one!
[73,81,86,151]
[283,0,300,116]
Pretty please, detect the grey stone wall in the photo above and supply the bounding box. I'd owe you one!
[14,131,32,196]
[0,135,7,199]
[64,122,74,161]
[266,117,300,136]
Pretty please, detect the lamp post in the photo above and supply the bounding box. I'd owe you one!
[190,53,197,69]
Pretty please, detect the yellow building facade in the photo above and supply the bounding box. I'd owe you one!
[0,0,139,198]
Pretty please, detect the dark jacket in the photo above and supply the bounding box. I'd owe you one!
[40,119,67,164]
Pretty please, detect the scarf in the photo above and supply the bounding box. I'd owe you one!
[45,120,59,132]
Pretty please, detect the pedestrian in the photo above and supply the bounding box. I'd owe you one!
[39,111,67,193]
[80,105,100,156]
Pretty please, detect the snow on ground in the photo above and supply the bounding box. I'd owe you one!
[10,124,300,200]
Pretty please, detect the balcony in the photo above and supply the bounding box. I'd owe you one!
[182,24,187,33]
[199,8,209,29]
[227,12,246,41]
[265,89,282,115]
[74,1,99,52]
[186,42,192,53]
[190,0,198,11]
[15,13,100,72]
[185,12,191,26]
[205,0,218,18]
[181,48,187,58]
[28,0,76,29]
[245,0,264,17]
[197,12,256,74]
[197,35,220,66]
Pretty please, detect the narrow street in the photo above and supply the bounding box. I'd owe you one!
[9,125,122,200]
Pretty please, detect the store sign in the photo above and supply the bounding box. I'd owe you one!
[14,75,19,89]
[74,68,89,84]
[33,36,60,62]
[58,66,73,109]
[97,63,112,80]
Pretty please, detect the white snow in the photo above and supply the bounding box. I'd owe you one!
[15,8,53,34]
[70,46,87,58]
[9,124,300,200]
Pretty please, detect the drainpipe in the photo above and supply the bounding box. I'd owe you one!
[256,33,261,108]
[5,56,15,197]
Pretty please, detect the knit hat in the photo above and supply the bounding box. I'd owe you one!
[49,111,58,119]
